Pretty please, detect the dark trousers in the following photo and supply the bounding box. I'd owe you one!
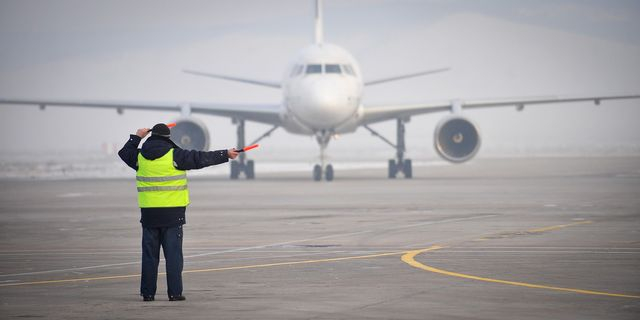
[140,225,184,297]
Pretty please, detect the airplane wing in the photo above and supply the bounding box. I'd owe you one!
[361,94,640,125]
[183,69,281,89]
[363,67,450,86]
[0,98,283,126]
[190,102,281,124]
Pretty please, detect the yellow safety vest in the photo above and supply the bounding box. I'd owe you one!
[136,149,189,208]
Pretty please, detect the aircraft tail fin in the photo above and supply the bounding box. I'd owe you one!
[315,0,323,45]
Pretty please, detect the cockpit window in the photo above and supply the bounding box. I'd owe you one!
[342,64,355,76]
[306,64,322,74]
[325,64,341,74]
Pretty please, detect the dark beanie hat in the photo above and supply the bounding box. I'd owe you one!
[151,123,171,137]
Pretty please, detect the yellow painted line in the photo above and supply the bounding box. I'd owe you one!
[182,250,406,274]
[402,247,640,299]
[0,250,408,288]
[1,219,628,301]
[527,220,592,233]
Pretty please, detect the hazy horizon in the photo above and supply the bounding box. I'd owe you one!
[1,0,639,162]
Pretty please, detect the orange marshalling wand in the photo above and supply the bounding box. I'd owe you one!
[237,144,259,152]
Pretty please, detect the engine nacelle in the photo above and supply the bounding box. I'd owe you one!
[170,117,210,151]
[434,116,481,163]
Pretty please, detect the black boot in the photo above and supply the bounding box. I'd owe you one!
[169,295,186,301]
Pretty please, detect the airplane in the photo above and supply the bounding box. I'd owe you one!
[1,0,639,181]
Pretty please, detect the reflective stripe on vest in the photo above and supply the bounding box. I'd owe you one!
[136,149,189,208]
[136,174,187,182]
[137,185,188,192]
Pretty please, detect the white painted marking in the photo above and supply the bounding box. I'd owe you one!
[56,192,94,198]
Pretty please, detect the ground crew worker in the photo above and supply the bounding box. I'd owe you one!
[118,123,239,302]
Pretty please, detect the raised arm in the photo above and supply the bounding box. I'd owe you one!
[118,128,149,170]
[173,148,238,170]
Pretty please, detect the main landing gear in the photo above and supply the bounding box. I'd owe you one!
[364,117,413,179]
[230,118,278,180]
[313,131,334,182]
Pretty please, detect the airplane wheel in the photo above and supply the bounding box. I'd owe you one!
[403,159,412,179]
[388,159,397,179]
[313,164,322,181]
[230,161,240,180]
[246,160,255,179]
[325,164,334,181]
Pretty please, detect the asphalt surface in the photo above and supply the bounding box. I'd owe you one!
[1,157,639,320]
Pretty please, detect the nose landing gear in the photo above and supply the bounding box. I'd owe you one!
[313,163,334,181]
[313,131,334,181]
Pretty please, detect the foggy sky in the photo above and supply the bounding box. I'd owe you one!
[0,0,639,161]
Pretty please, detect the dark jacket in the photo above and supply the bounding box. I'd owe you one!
[118,134,229,227]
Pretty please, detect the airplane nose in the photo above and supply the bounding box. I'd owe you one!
[308,81,343,108]
[300,79,352,126]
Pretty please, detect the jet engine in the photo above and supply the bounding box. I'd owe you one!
[170,117,210,151]
[434,116,481,163]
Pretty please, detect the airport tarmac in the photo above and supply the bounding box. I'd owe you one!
[0,156,639,320]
